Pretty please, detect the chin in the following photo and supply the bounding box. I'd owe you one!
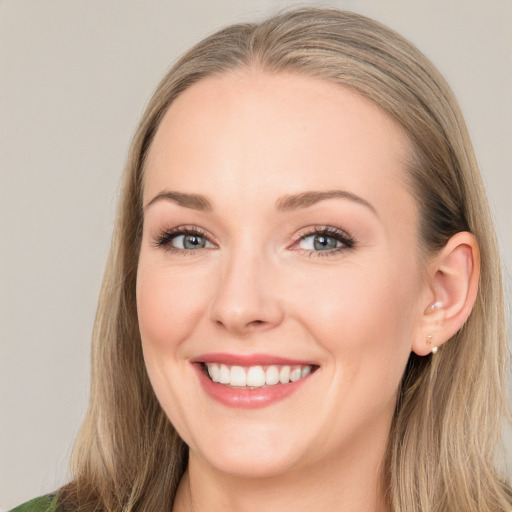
[187,425,311,479]
[196,449,300,479]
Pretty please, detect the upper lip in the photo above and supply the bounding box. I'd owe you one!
[192,352,317,366]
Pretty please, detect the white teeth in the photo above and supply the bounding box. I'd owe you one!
[301,365,311,378]
[230,366,247,387]
[219,364,230,384]
[246,366,266,387]
[265,365,280,385]
[205,363,314,387]
[208,363,220,382]
[279,366,290,384]
[289,367,302,382]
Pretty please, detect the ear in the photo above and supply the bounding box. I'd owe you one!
[412,232,480,356]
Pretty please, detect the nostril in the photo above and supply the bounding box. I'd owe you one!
[214,317,268,333]
[247,319,267,329]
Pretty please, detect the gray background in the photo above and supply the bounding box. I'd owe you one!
[1,0,511,509]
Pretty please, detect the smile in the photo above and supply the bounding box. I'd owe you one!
[193,355,319,408]
[204,363,314,388]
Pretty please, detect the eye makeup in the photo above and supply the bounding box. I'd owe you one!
[291,225,356,258]
[151,223,356,258]
[152,225,216,255]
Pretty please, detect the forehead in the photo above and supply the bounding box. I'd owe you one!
[144,70,415,217]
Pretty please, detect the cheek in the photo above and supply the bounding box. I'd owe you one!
[135,257,213,434]
[293,256,420,378]
[136,259,211,351]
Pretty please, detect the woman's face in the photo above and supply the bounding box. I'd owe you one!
[137,71,429,478]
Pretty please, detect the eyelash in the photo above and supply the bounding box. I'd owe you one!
[153,226,214,255]
[152,225,355,257]
[292,226,355,258]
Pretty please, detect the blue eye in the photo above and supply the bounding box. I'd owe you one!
[153,227,215,253]
[299,234,342,251]
[296,228,354,254]
[171,233,213,250]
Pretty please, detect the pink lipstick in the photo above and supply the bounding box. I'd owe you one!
[192,353,318,409]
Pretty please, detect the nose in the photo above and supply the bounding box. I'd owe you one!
[209,248,284,336]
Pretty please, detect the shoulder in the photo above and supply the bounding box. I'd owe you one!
[8,495,61,512]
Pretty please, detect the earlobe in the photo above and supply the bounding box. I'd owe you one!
[412,232,480,356]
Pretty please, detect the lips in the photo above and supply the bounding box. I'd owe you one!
[193,353,318,408]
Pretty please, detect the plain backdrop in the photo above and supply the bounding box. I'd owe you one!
[1,0,511,509]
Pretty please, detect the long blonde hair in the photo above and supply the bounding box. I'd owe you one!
[59,8,510,512]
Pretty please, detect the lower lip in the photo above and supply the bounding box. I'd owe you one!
[194,364,313,409]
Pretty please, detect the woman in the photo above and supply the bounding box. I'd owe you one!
[12,7,510,512]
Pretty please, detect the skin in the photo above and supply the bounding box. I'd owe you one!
[136,70,437,512]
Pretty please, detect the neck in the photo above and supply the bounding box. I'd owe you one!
[173,429,391,512]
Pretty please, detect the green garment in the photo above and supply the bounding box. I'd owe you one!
[8,495,60,512]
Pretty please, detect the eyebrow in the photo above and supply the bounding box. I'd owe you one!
[275,190,377,215]
[145,189,376,215]
[145,190,212,211]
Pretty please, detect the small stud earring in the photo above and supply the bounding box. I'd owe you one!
[426,335,438,354]
[430,301,442,311]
